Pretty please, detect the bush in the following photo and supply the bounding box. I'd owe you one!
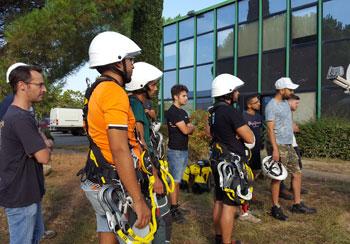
[188,110,211,162]
[297,117,350,160]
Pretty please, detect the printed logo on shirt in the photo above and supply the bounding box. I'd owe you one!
[248,120,262,128]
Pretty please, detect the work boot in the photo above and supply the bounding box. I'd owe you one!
[271,205,288,221]
[290,202,316,214]
[171,207,186,223]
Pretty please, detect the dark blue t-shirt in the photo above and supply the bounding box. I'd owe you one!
[0,95,14,120]
[0,105,46,208]
[242,111,263,153]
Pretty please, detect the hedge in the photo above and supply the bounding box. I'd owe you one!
[297,118,350,161]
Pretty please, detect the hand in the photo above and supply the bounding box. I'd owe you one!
[45,139,54,149]
[272,149,279,161]
[153,175,164,195]
[188,123,195,132]
[293,123,300,133]
[133,198,151,229]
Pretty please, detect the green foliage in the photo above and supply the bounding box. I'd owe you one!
[34,82,83,119]
[1,0,133,85]
[131,0,163,111]
[188,110,211,162]
[297,118,350,160]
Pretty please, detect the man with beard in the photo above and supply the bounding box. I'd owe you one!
[265,77,316,221]
[125,62,172,243]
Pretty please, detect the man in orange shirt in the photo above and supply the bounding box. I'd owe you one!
[79,31,150,244]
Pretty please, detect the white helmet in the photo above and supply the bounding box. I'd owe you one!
[211,74,244,98]
[88,31,141,68]
[125,62,163,91]
[261,156,288,180]
[6,62,28,83]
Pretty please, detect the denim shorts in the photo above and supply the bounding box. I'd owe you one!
[167,148,189,183]
[81,180,112,233]
[5,202,45,244]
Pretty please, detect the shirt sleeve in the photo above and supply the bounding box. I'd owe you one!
[99,84,129,130]
[229,108,246,130]
[265,103,275,122]
[13,115,46,156]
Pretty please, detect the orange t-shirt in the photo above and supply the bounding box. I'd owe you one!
[87,81,140,164]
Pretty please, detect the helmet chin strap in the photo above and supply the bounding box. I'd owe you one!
[109,60,130,85]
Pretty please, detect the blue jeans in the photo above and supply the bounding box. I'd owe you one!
[167,148,188,183]
[5,203,44,244]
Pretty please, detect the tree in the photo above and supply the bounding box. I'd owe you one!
[0,0,134,89]
[131,0,164,111]
[0,0,45,46]
[131,0,163,68]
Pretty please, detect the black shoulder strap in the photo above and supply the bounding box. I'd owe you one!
[83,76,121,135]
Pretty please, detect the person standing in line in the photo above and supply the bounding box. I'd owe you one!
[0,63,51,244]
[165,84,195,223]
[209,74,255,244]
[239,94,263,224]
[126,62,172,243]
[280,94,308,197]
[79,31,151,244]
[265,77,316,221]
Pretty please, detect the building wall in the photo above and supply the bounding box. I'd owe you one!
[161,0,350,121]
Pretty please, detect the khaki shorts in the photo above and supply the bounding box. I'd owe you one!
[278,144,301,174]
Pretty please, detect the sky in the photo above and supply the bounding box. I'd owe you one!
[63,0,223,92]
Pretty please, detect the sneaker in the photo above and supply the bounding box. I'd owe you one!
[271,206,288,221]
[42,230,57,239]
[290,202,317,214]
[239,212,261,223]
[279,191,293,200]
[171,208,186,223]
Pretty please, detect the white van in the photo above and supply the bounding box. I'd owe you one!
[49,108,85,136]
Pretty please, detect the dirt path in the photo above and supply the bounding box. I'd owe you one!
[302,158,350,183]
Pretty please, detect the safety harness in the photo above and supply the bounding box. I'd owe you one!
[208,102,254,204]
[77,76,158,243]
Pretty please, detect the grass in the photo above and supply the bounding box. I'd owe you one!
[0,151,349,244]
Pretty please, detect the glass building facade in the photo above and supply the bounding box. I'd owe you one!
[161,0,350,121]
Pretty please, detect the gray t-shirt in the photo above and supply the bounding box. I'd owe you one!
[265,98,293,145]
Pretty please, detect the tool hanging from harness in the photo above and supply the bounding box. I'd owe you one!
[208,102,254,204]
[129,94,175,195]
[76,76,158,243]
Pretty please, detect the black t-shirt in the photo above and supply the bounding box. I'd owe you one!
[0,105,46,208]
[210,103,246,159]
[242,111,263,153]
[165,104,190,150]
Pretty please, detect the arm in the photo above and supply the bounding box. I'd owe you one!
[236,124,255,144]
[266,120,279,161]
[293,122,300,133]
[33,148,50,164]
[135,122,147,149]
[145,108,156,121]
[175,120,195,135]
[108,129,151,228]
